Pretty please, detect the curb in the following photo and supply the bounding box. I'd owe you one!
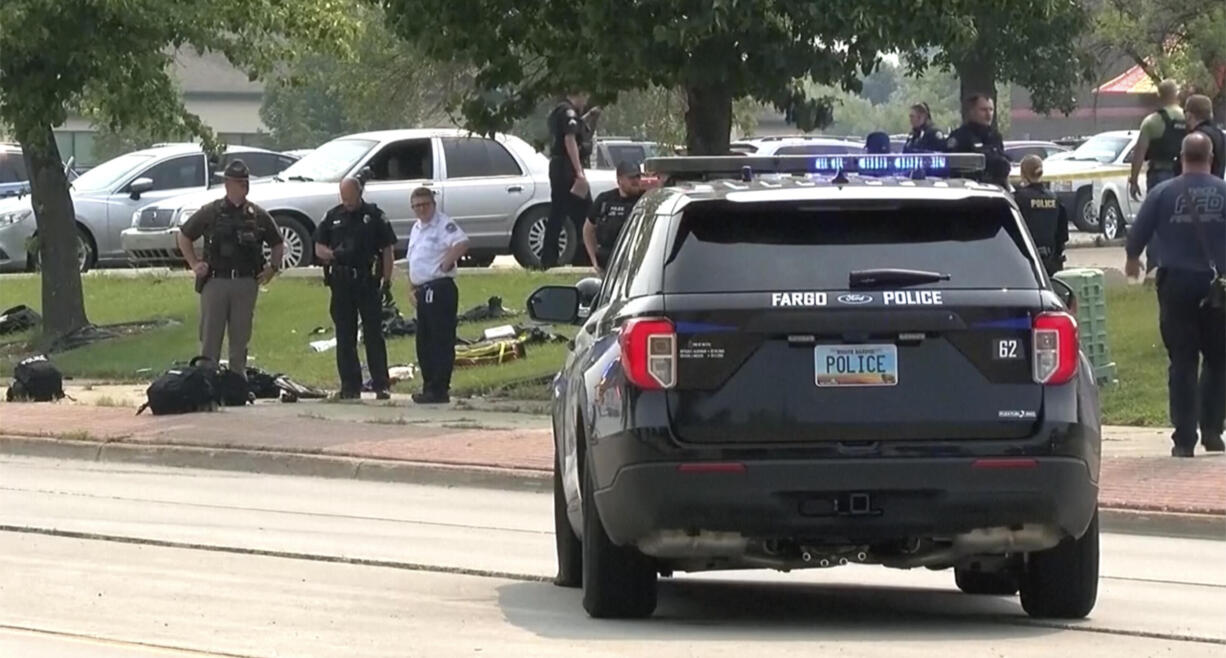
[3,435,1220,539]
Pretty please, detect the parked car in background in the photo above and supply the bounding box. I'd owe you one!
[728,136,865,156]
[0,143,295,273]
[1003,140,1069,163]
[594,138,662,169]
[281,148,315,160]
[122,129,619,270]
[0,144,31,199]
[1036,131,1138,234]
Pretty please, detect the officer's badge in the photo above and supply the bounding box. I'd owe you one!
[947,137,958,149]
[565,109,577,118]
[934,131,945,141]
[445,222,457,233]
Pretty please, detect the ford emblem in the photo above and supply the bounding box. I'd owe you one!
[838,294,873,305]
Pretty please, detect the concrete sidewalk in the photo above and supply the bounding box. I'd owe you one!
[1,389,1222,537]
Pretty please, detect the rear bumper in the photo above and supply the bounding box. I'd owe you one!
[593,457,1098,547]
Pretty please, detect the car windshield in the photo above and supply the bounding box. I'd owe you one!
[70,153,157,192]
[278,139,377,182]
[1067,135,1131,164]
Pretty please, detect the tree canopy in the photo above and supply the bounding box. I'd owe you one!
[0,0,355,339]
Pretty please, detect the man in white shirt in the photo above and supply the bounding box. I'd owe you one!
[406,187,469,403]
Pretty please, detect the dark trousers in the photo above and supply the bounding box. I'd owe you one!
[541,157,591,268]
[1156,268,1226,448]
[415,278,459,395]
[330,277,389,393]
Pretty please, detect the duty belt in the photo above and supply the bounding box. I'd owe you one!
[210,268,257,279]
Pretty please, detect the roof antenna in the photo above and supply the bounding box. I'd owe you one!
[740,165,753,182]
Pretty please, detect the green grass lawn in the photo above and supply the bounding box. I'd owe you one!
[1,272,1172,425]
[1100,284,1167,427]
[0,270,578,396]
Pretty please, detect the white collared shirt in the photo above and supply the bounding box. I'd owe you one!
[407,211,468,285]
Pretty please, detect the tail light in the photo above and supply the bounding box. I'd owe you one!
[1032,312,1078,384]
[619,318,676,389]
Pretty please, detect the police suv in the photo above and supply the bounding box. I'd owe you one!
[527,153,1102,620]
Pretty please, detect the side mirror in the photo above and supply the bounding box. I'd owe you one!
[128,177,154,199]
[527,285,581,324]
[1051,277,1078,315]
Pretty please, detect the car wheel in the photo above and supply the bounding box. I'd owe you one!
[1100,196,1125,241]
[1071,188,1098,232]
[269,214,313,269]
[1020,509,1099,619]
[581,457,657,618]
[27,226,96,273]
[955,567,1019,595]
[553,450,582,588]
[512,206,575,269]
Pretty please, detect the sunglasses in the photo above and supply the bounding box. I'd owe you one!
[411,201,433,210]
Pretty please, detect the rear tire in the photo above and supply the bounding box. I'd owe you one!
[271,214,313,268]
[553,450,582,588]
[581,457,657,618]
[1071,187,1098,232]
[1100,196,1126,241]
[511,206,576,269]
[1020,510,1099,619]
[955,567,1019,595]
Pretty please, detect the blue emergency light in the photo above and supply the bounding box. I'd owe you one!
[644,153,986,182]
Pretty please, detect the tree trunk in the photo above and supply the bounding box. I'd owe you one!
[684,83,733,156]
[18,123,90,340]
[956,53,998,126]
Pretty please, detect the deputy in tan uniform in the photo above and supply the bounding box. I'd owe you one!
[176,160,283,375]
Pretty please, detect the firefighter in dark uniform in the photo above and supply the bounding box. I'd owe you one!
[1013,155,1069,276]
[314,176,397,400]
[540,90,593,269]
[177,160,284,377]
[582,160,643,274]
[903,102,947,153]
[947,93,1011,189]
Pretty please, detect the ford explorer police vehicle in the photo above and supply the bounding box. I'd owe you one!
[526,153,1102,621]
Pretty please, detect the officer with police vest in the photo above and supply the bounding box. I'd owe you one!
[947,93,1011,189]
[1129,80,1187,201]
[314,177,397,400]
[406,186,469,404]
[583,160,643,274]
[539,90,593,270]
[903,102,947,153]
[177,160,283,377]
[1013,155,1069,276]
[1174,94,1225,179]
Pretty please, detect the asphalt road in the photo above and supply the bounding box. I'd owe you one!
[0,456,1221,657]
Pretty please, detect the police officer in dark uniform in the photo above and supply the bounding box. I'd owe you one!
[314,177,398,400]
[947,93,1011,189]
[1013,155,1069,276]
[540,90,593,269]
[1174,94,1225,179]
[903,102,947,153]
[582,161,643,274]
[177,160,283,377]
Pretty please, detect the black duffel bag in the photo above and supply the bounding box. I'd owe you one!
[6,354,65,402]
[215,366,253,407]
[137,357,218,415]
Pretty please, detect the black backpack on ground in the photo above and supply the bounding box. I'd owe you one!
[137,357,218,415]
[0,305,41,335]
[6,354,65,402]
[215,366,253,406]
[245,366,282,399]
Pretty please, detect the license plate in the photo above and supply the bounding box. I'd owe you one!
[814,344,898,387]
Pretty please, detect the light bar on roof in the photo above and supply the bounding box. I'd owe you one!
[644,153,986,180]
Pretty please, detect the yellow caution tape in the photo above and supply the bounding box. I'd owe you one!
[1009,166,1132,184]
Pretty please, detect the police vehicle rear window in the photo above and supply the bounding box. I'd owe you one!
[663,199,1038,293]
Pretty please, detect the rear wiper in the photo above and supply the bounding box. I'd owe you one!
[286,175,314,182]
[849,268,951,288]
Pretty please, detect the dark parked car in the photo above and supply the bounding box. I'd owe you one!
[529,153,1102,621]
